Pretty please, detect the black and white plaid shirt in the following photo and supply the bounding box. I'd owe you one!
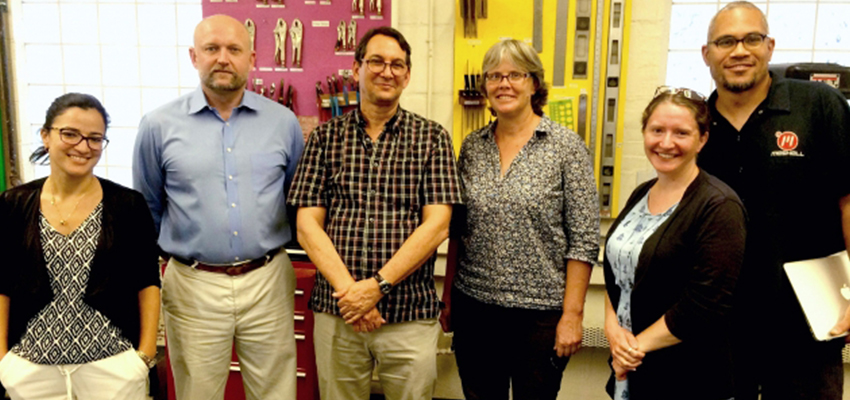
[288,107,462,323]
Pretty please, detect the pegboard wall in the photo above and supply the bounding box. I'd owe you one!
[203,0,392,118]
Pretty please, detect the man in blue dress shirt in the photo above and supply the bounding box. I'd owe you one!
[132,14,304,400]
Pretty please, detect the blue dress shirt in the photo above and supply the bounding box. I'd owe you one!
[133,87,304,264]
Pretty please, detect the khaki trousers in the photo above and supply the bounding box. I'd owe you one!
[163,251,296,400]
[313,312,439,400]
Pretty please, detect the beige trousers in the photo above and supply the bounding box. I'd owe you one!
[163,251,296,400]
[313,312,439,400]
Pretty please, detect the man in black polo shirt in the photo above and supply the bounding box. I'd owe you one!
[699,2,850,399]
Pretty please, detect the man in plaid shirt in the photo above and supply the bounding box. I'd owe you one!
[288,27,462,400]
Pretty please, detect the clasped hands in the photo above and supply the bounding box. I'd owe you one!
[607,325,646,381]
[334,278,386,333]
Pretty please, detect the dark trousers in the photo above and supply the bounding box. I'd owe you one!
[732,275,844,400]
[451,288,569,400]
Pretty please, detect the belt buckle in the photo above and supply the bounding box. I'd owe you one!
[224,265,243,276]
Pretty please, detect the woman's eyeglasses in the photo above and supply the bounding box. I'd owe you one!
[653,86,706,102]
[50,127,109,150]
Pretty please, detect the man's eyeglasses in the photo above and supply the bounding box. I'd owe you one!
[484,71,530,84]
[50,127,109,150]
[654,86,706,102]
[709,33,768,51]
[363,58,408,76]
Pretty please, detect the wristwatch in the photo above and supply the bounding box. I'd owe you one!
[137,350,157,369]
[374,272,393,295]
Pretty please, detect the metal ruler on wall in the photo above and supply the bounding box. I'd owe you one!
[598,0,624,218]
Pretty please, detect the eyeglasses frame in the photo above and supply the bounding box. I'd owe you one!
[48,127,110,150]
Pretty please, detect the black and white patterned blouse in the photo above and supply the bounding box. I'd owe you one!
[11,203,133,364]
[454,115,600,310]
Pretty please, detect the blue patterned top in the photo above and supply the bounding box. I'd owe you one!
[605,191,677,399]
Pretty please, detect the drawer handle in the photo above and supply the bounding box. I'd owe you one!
[295,289,305,296]
[294,315,305,321]
[295,333,306,341]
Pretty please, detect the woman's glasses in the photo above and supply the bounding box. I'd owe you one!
[653,86,706,102]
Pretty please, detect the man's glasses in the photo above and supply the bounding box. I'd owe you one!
[50,127,109,150]
[484,71,530,84]
[654,86,706,102]
[363,58,408,76]
[709,33,768,51]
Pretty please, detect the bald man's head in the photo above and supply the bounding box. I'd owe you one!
[190,14,255,95]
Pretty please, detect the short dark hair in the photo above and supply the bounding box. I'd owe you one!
[30,93,110,164]
[354,26,412,69]
[641,91,710,137]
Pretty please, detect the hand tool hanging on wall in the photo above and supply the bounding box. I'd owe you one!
[277,79,291,106]
[290,19,304,68]
[369,0,382,16]
[245,19,256,53]
[269,83,276,99]
[352,0,364,15]
[327,76,341,117]
[350,75,359,104]
[274,19,287,67]
[316,81,325,119]
[285,85,295,111]
[342,76,350,106]
[347,20,357,51]
[335,21,346,52]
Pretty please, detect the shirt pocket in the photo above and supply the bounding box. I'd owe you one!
[251,152,285,194]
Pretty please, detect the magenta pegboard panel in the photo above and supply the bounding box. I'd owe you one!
[203,0,392,117]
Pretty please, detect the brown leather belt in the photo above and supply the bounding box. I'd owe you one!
[172,250,278,276]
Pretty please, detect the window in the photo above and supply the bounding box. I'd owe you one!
[10,0,202,186]
[666,1,850,94]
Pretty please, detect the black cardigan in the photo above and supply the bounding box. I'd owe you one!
[0,177,160,350]
[603,170,746,400]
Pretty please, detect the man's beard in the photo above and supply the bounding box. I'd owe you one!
[203,74,246,92]
[723,77,756,93]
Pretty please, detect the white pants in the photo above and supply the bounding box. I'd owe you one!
[313,312,439,400]
[163,251,296,400]
[0,348,148,400]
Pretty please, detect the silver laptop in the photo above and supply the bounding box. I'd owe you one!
[784,251,850,341]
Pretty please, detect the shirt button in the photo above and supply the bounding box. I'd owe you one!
[373,161,379,167]
[235,256,240,261]
[758,110,763,115]
[228,175,233,180]
[369,218,374,222]
[739,167,743,173]
[231,203,236,208]
[233,231,239,236]
[226,122,230,126]
[227,148,232,153]
[370,190,376,195]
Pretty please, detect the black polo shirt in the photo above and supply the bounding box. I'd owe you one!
[699,74,850,305]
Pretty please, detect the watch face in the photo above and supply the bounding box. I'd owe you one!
[379,281,392,294]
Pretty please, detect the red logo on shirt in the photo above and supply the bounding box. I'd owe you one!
[775,131,798,151]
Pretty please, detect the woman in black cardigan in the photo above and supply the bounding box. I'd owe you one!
[603,87,746,400]
[0,93,160,400]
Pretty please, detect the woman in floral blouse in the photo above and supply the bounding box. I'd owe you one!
[441,39,600,400]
